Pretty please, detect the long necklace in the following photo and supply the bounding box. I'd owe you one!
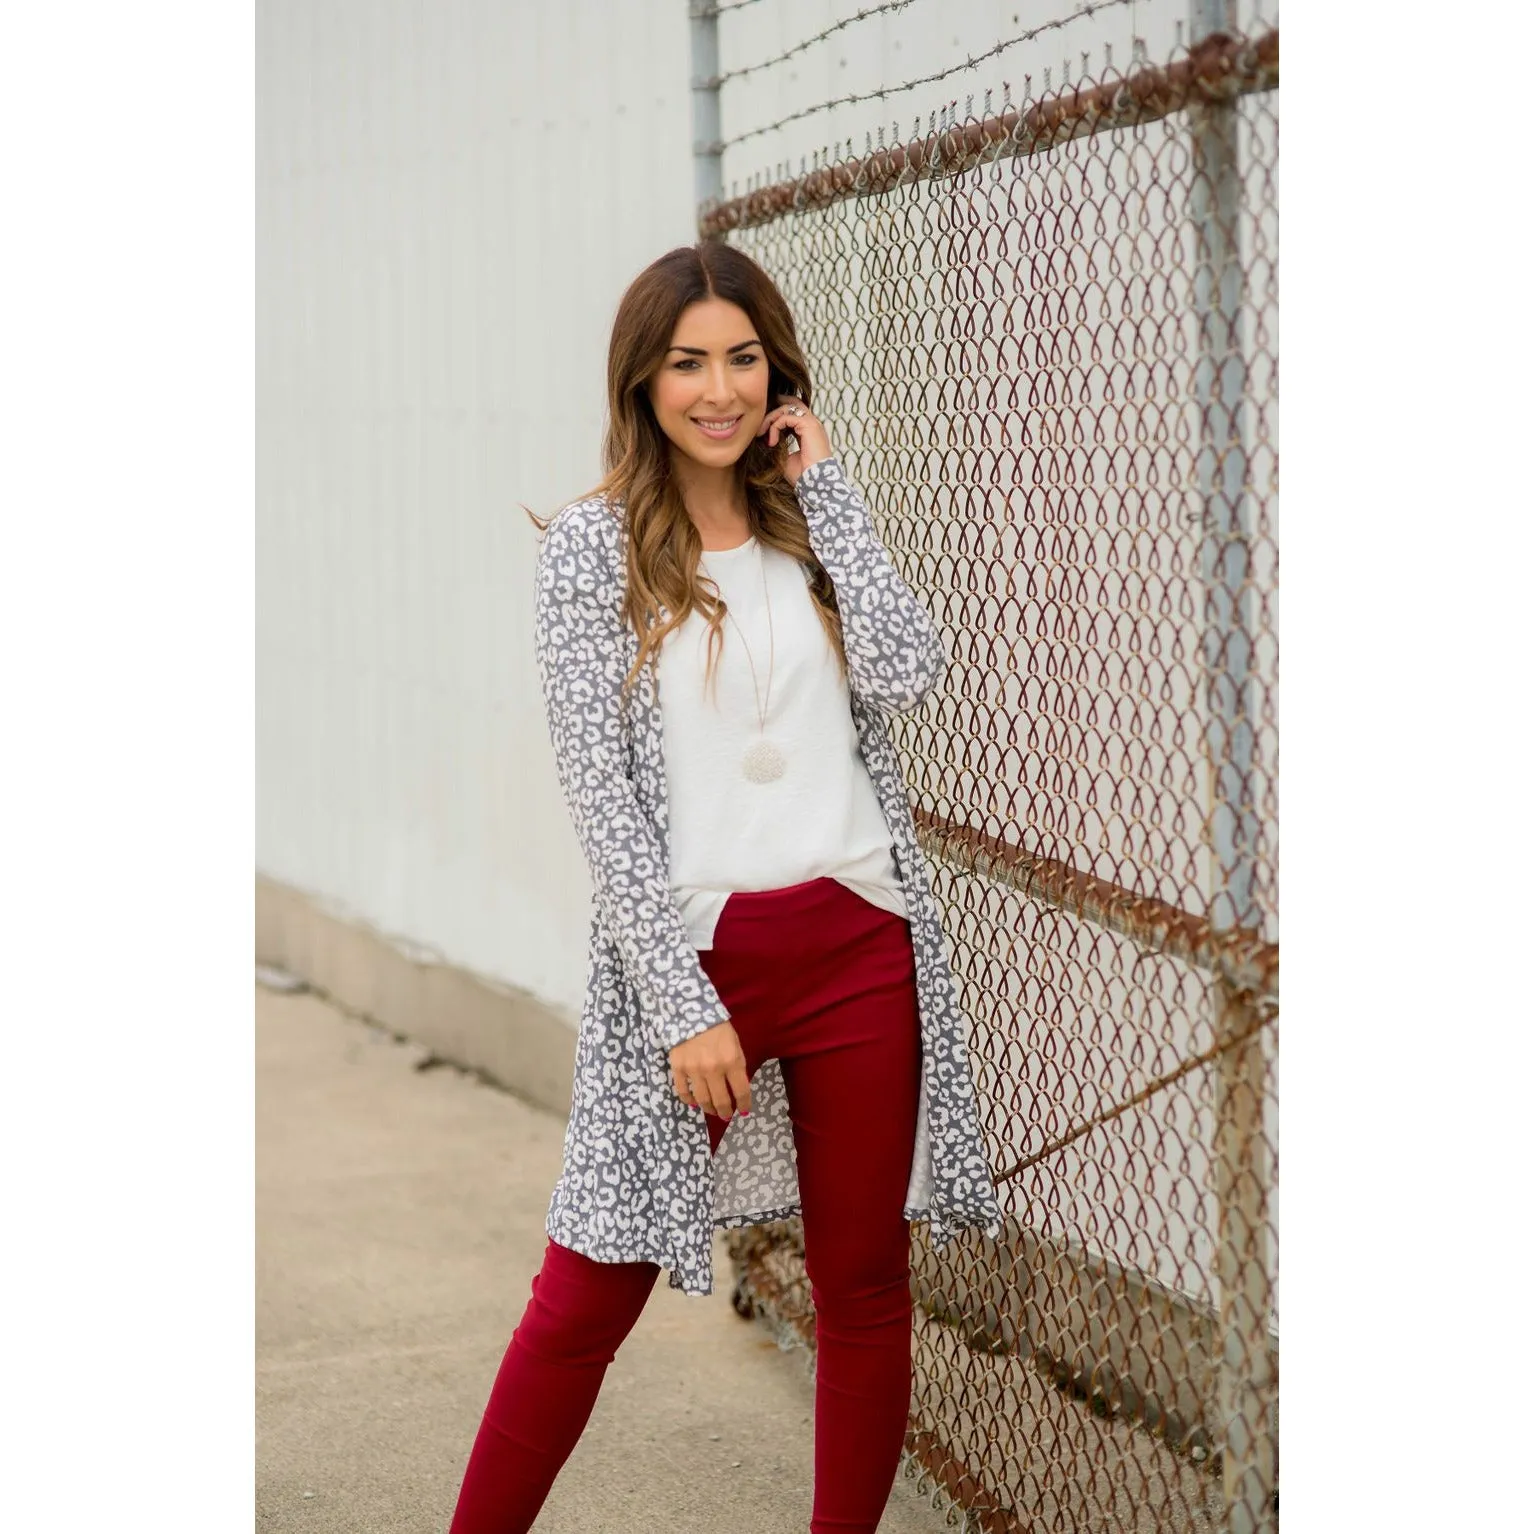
[717,543,786,783]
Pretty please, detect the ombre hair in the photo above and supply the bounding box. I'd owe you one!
[525,242,847,704]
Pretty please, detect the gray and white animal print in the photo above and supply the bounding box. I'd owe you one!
[533,453,1003,1296]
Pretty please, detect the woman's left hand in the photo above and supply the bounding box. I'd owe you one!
[758,394,831,486]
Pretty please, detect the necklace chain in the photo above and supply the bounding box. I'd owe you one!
[719,541,774,728]
[708,540,786,783]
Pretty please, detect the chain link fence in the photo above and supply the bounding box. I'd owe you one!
[703,11,1279,1531]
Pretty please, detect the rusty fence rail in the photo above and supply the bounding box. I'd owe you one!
[699,8,1279,1532]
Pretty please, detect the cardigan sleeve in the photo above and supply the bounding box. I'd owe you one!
[533,499,734,1058]
[793,453,949,714]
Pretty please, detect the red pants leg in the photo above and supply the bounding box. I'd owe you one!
[447,1237,661,1534]
[699,877,922,1534]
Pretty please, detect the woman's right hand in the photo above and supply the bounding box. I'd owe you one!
[669,1020,752,1119]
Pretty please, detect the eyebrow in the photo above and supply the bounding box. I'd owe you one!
[666,339,763,356]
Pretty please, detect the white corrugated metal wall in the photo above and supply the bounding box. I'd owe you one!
[257,0,706,1016]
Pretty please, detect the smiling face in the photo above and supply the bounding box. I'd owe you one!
[646,296,771,469]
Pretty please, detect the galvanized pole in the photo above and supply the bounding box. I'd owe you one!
[1187,3,1276,1532]
[689,0,723,226]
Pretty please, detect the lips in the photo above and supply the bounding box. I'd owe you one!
[691,416,742,440]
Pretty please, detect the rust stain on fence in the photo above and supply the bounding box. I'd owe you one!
[914,806,1278,1000]
[701,28,1278,237]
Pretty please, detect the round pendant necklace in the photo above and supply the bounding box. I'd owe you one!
[716,542,785,783]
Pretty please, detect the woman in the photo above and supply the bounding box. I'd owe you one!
[449,241,1002,1534]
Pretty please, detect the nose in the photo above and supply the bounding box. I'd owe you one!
[699,359,737,407]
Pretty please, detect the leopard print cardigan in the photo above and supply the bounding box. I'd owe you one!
[534,452,1003,1296]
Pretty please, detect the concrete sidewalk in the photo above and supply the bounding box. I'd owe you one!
[256,977,953,1533]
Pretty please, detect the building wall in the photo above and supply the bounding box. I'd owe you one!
[257,0,702,1019]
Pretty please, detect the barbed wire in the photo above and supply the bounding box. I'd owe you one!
[718,0,1139,151]
[710,1,922,89]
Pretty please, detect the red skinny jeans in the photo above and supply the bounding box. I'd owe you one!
[448,875,923,1533]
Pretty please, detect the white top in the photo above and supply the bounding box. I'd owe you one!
[654,533,908,949]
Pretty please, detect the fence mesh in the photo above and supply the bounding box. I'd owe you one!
[705,18,1279,1534]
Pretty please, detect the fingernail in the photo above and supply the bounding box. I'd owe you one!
[741,1110,750,1117]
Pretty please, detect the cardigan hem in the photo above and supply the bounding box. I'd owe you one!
[545,1194,1005,1300]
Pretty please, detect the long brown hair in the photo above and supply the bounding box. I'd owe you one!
[524,241,846,704]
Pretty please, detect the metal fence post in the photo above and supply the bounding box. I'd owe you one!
[1187,3,1277,1531]
[689,0,723,216]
